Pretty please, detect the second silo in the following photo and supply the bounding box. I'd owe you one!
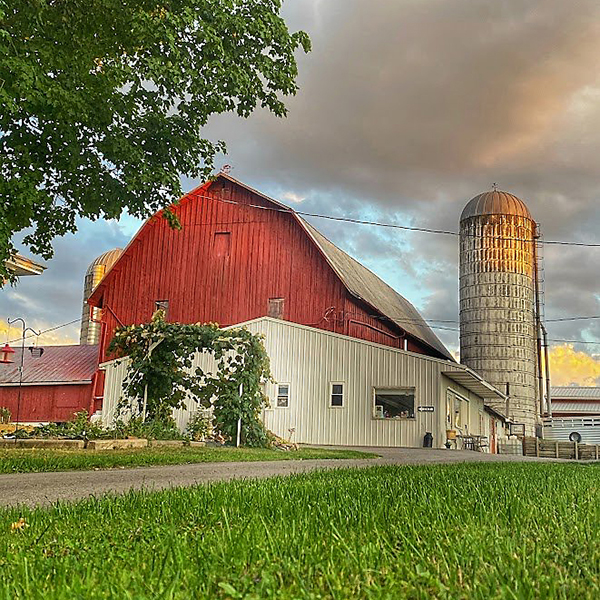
[459,191,539,435]
[79,248,123,345]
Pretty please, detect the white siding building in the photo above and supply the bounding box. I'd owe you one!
[101,317,508,449]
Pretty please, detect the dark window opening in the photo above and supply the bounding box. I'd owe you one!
[214,231,231,258]
[331,383,344,407]
[268,298,285,319]
[374,389,415,419]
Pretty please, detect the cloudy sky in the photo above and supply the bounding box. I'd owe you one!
[1,0,599,385]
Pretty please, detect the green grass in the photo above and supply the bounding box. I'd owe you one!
[1,463,598,599]
[0,446,377,474]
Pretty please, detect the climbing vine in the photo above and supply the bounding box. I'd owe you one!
[108,311,272,447]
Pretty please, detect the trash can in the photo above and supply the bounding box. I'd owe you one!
[423,432,433,448]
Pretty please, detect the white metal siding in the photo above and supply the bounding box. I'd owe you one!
[544,417,600,444]
[101,318,490,448]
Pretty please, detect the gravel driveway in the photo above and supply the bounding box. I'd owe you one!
[0,447,555,508]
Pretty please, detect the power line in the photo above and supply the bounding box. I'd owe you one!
[547,338,600,346]
[4,318,80,345]
[197,191,600,248]
[378,314,600,326]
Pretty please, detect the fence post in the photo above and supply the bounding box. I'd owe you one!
[575,441,579,460]
[535,437,539,457]
[555,441,558,459]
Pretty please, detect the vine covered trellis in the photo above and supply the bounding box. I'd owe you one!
[108,311,272,447]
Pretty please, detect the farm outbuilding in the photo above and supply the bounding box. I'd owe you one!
[0,345,98,423]
[100,317,508,449]
[543,387,600,445]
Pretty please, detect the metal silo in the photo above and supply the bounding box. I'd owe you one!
[79,248,123,345]
[459,191,539,435]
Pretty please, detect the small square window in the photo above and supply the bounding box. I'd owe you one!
[277,384,290,408]
[331,383,344,407]
[267,297,285,319]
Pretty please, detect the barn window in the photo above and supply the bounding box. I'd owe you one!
[155,300,169,316]
[214,231,231,258]
[276,384,290,408]
[330,383,344,407]
[268,298,285,319]
[373,388,415,419]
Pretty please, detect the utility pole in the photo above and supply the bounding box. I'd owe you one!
[7,318,40,439]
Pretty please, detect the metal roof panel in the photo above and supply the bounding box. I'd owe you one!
[551,386,600,399]
[0,345,98,385]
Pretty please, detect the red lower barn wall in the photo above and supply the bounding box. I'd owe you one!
[0,384,93,423]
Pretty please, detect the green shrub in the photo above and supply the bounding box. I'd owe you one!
[0,407,10,424]
[26,411,105,440]
[186,411,212,441]
[111,416,184,441]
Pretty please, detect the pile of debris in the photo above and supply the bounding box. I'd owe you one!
[269,432,298,451]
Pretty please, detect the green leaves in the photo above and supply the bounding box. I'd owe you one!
[108,310,272,446]
[0,0,310,282]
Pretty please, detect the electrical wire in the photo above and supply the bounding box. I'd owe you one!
[192,191,600,248]
[4,318,81,345]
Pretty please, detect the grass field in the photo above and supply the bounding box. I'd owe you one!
[2,462,598,599]
[0,446,376,474]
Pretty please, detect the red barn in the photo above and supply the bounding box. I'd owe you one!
[88,174,452,408]
[0,345,98,423]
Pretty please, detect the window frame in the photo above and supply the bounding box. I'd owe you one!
[329,382,345,408]
[447,388,470,431]
[372,387,416,420]
[275,383,290,409]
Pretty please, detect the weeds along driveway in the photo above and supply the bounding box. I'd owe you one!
[1,447,556,508]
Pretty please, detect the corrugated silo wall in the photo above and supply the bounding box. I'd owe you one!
[459,213,538,435]
[79,265,106,345]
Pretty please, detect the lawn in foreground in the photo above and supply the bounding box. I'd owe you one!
[2,463,599,599]
[0,446,376,474]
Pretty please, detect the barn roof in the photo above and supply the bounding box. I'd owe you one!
[0,345,98,386]
[550,401,600,414]
[550,386,600,400]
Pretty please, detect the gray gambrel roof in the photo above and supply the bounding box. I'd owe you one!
[299,218,454,360]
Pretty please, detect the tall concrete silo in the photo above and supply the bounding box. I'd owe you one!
[459,191,539,435]
[79,248,123,345]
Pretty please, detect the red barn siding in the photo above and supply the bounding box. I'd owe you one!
[0,384,93,423]
[91,177,444,388]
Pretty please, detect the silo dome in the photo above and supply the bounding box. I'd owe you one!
[461,190,533,221]
[79,248,123,345]
[86,248,123,273]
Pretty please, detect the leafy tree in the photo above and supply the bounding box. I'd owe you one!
[108,310,273,447]
[0,0,310,282]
